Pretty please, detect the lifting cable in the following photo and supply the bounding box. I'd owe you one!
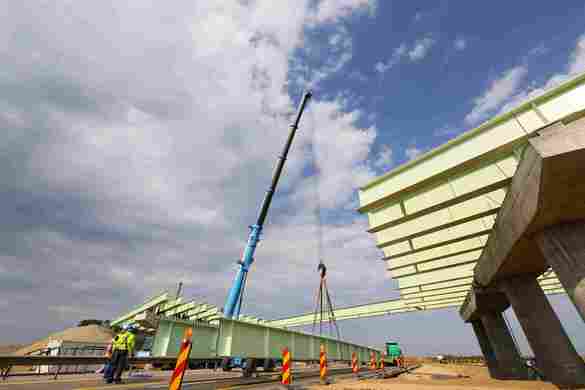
[307,101,341,340]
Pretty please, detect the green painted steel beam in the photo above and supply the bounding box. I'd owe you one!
[267,282,565,327]
[196,308,220,319]
[239,315,265,323]
[188,307,219,320]
[164,301,199,316]
[185,304,213,317]
[356,72,585,306]
[157,297,184,313]
[111,291,169,326]
[153,317,383,361]
[359,71,585,209]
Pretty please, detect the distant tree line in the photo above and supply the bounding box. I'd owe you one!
[77,319,110,327]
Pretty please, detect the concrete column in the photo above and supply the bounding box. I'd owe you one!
[501,274,585,388]
[470,320,499,378]
[479,312,529,379]
[535,220,585,322]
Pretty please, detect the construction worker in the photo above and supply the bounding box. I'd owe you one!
[105,324,137,384]
[102,339,114,380]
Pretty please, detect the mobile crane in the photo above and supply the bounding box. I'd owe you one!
[221,91,312,376]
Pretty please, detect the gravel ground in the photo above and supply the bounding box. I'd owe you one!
[309,364,558,390]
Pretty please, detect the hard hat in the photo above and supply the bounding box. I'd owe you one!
[122,324,130,331]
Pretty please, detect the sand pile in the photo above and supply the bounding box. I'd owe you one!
[14,325,115,355]
[0,344,24,355]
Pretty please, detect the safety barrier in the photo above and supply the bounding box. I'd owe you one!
[168,328,193,390]
[22,345,108,376]
[378,353,385,372]
[369,352,376,371]
[351,352,358,376]
[0,356,192,381]
[319,344,327,385]
[281,347,291,385]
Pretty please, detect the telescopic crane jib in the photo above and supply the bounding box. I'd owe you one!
[223,91,313,319]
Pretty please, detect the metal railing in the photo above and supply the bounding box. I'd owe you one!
[0,355,186,381]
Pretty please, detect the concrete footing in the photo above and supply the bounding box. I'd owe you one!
[501,274,585,388]
[535,220,585,322]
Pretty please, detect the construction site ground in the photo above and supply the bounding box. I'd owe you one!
[310,364,557,390]
[0,365,347,390]
[0,363,560,390]
[0,368,239,390]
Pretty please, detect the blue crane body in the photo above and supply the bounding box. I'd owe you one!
[223,91,312,318]
[221,91,312,374]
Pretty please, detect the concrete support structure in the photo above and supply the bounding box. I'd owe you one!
[463,289,528,380]
[501,274,585,388]
[478,312,529,379]
[457,115,585,386]
[357,75,585,385]
[535,221,585,322]
[470,320,499,378]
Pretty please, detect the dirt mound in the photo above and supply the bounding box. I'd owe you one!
[0,344,24,355]
[14,325,115,355]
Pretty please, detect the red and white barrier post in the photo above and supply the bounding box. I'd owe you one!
[281,347,292,387]
[168,328,193,390]
[351,352,359,377]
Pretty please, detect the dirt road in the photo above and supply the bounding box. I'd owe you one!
[309,364,558,390]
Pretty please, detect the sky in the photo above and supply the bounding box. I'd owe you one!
[1,1,585,356]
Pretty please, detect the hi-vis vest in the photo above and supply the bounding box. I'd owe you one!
[112,331,135,352]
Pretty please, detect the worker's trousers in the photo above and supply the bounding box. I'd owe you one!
[107,350,129,383]
[102,360,114,380]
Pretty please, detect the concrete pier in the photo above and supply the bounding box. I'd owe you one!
[470,320,499,378]
[535,221,585,322]
[501,274,585,388]
[457,115,585,386]
[479,312,529,380]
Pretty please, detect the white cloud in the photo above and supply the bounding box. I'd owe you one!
[413,12,423,22]
[498,34,585,115]
[375,41,423,74]
[0,0,387,342]
[464,65,528,125]
[374,44,407,74]
[433,125,459,137]
[527,44,548,58]
[454,37,467,51]
[375,37,434,73]
[374,145,393,169]
[569,34,585,75]
[374,61,389,74]
[309,0,377,24]
[408,37,435,62]
[306,100,377,208]
[292,24,356,88]
[405,145,423,160]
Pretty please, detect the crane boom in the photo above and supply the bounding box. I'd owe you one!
[223,91,313,319]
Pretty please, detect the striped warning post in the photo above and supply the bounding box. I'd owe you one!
[351,352,358,376]
[281,347,292,385]
[169,328,193,390]
[369,352,376,371]
[379,352,385,372]
[319,344,327,384]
